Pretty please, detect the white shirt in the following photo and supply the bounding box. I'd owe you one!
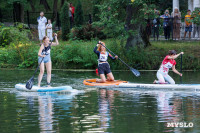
[37,16,47,29]
[46,24,52,33]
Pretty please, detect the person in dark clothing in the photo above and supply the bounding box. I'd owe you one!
[160,10,171,40]
[153,10,160,40]
[94,41,118,83]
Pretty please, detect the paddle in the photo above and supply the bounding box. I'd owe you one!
[180,54,183,84]
[26,39,53,90]
[98,41,140,77]
[25,57,45,90]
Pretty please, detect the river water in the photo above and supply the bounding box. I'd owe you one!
[1,69,200,133]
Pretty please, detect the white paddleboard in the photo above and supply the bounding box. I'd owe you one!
[15,84,73,92]
[118,83,200,89]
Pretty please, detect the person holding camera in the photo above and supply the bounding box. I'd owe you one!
[160,10,171,40]
[93,41,118,83]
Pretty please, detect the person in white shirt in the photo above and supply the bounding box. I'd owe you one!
[46,19,53,41]
[37,11,47,44]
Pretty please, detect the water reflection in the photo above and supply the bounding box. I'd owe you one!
[16,91,80,133]
[38,95,54,133]
[2,70,200,133]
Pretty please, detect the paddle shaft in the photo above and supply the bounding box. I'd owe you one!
[32,57,44,79]
[180,54,183,84]
[99,43,131,69]
[180,54,182,73]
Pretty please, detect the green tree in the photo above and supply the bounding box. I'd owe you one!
[92,0,101,22]
[60,2,70,40]
[96,0,157,48]
[74,0,84,27]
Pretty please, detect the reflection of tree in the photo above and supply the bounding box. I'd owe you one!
[70,91,101,132]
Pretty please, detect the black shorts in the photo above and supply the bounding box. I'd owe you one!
[98,63,111,75]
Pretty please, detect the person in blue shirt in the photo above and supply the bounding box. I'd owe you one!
[160,10,171,40]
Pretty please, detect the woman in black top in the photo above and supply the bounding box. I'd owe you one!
[94,41,118,83]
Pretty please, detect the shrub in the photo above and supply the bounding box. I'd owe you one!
[0,24,30,47]
[74,0,84,27]
[60,2,70,40]
[70,24,106,40]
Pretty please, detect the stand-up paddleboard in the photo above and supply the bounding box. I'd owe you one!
[15,84,73,92]
[83,79,128,86]
[118,83,200,89]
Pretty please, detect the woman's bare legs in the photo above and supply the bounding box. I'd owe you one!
[38,63,45,87]
[45,61,52,87]
[107,72,114,81]
[96,74,107,83]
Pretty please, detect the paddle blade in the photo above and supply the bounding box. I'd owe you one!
[130,68,140,77]
[26,77,34,90]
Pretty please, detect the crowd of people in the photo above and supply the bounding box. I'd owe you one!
[148,8,200,41]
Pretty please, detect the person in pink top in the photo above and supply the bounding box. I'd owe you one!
[154,50,184,84]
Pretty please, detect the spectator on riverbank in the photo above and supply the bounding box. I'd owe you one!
[171,7,181,40]
[37,11,47,44]
[184,10,192,40]
[69,3,75,29]
[160,10,171,40]
[46,19,53,41]
[153,10,160,41]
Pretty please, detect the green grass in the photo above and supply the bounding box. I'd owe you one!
[1,39,200,70]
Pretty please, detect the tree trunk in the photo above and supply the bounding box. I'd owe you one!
[20,4,24,23]
[60,0,65,8]
[53,0,58,22]
[28,0,35,12]
[40,0,51,11]
[13,2,24,23]
[125,4,151,49]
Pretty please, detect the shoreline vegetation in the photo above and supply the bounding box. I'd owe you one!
[1,39,200,71]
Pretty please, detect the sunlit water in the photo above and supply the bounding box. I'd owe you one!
[1,69,200,133]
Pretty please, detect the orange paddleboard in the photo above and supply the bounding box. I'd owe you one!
[83,79,128,86]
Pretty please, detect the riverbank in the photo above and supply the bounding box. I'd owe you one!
[1,39,200,70]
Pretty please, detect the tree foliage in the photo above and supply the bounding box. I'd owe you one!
[74,0,84,27]
[95,0,157,48]
[192,8,200,25]
[60,2,70,41]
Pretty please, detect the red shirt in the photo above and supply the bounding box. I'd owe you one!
[70,6,75,15]
[158,55,176,74]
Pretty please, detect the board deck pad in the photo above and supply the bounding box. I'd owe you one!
[118,83,200,89]
[83,79,128,86]
[15,84,73,92]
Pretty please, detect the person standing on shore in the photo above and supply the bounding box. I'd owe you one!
[160,10,171,40]
[171,7,181,40]
[184,10,192,40]
[37,11,47,44]
[69,3,75,29]
[46,19,53,41]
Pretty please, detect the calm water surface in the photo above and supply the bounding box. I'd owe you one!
[1,69,200,133]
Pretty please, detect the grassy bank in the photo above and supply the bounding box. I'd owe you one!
[1,40,200,70]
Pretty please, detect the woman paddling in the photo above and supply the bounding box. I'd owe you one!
[154,50,184,84]
[38,34,59,87]
[94,41,118,83]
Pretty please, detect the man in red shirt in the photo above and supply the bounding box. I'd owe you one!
[69,3,75,29]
